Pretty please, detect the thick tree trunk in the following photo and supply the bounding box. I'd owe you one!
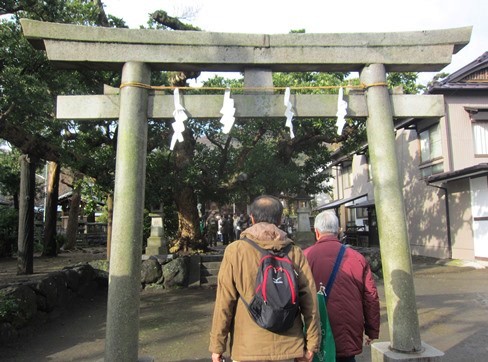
[64,185,81,250]
[174,185,202,251]
[17,154,36,275]
[42,161,60,256]
[106,192,113,260]
[172,127,203,252]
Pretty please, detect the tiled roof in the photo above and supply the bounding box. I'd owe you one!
[428,51,488,93]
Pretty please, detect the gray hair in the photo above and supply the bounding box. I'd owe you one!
[314,210,339,234]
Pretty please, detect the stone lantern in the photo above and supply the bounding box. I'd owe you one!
[294,191,315,247]
[145,203,167,256]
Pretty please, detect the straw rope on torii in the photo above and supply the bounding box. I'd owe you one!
[20,18,471,362]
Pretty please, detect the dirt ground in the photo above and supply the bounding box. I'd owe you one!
[0,246,109,287]
[1,248,488,362]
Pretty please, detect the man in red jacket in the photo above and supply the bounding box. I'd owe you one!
[304,210,380,362]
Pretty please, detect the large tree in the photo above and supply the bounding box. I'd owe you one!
[1,2,425,259]
[0,0,124,267]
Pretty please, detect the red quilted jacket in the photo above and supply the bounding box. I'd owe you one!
[304,236,380,358]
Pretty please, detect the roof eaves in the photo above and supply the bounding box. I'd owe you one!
[427,163,488,184]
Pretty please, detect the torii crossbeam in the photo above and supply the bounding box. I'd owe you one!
[21,19,471,362]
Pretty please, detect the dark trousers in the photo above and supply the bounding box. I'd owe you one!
[222,233,229,245]
[337,357,356,362]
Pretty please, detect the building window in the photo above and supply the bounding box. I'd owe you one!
[341,162,352,189]
[472,120,488,155]
[419,123,443,178]
[356,207,368,219]
[420,123,441,162]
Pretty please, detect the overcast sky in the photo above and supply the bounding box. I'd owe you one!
[102,0,487,85]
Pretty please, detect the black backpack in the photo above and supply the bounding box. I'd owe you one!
[240,237,300,333]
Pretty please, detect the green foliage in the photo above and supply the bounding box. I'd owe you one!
[0,206,18,257]
[426,72,450,89]
[11,0,106,26]
[79,178,106,216]
[387,72,425,94]
[1,2,124,172]
[33,241,43,253]
[0,148,20,199]
[1,1,125,229]
[0,291,19,321]
[0,20,53,135]
[55,233,66,250]
[273,71,348,93]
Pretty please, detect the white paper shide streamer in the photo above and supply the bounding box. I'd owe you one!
[284,87,295,139]
[336,87,348,135]
[219,88,236,134]
[170,88,188,150]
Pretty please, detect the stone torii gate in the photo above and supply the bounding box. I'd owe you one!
[21,19,471,362]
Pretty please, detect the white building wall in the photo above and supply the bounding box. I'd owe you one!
[448,178,475,260]
[444,95,488,171]
[396,128,451,259]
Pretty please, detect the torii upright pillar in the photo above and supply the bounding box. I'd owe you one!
[361,64,442,360]
[105,62,151,361]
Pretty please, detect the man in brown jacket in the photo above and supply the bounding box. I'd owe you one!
[209,195,320,362]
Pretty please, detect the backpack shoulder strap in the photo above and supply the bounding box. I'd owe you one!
[241,236,267,255]
[242,236,293,257]
[324,244,348,299]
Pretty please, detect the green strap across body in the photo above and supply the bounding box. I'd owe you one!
[313,244,347,362]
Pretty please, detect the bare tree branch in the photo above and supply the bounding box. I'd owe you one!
[150,10,201,31]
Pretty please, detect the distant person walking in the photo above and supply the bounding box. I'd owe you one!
[221,214,233,245]
[304,210,380,362]
[236,212,250,240]
[206,211,219,247]
[210,195,320,362]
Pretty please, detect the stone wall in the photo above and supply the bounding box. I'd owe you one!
[0,264,108,343]
[140,254,202,289]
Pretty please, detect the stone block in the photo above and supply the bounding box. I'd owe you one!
[162,257,189,288]
[48,271,70,306]
[63,268,80,291]
[187,255,202,287]
[371,341,444,361]
[145,243,166,256]
[29,277,58,312]
[71,264,96,286]
[141,258,162,285]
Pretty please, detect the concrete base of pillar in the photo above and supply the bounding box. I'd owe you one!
[371,341,444,361]
[138,356,155,362]
[145,245,166,255]
[145,236,167,256]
